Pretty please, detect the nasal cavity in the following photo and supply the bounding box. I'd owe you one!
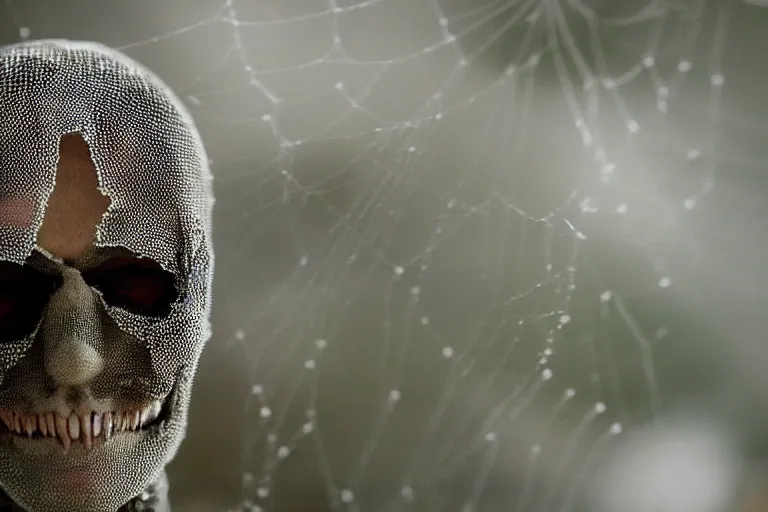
[37,133,111,261]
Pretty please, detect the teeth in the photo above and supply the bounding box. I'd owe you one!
[147,401,163,424]
[104,412,113,442]
[0,401,163,451]
[80,414,91,451]
[67,414,80,440]
[4,412,12,432]
[93,413,102,438]
[56,415,70,453]
[46,413,56,438]
[25,416,35,438]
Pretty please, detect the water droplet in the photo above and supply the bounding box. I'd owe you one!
[686,148,702,160]
[580,196,598,213]
[340,489,354,503]
[244,501,262,512]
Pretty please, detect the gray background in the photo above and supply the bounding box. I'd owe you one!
[2,1,768,510]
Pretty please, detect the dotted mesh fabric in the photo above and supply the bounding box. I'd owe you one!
[0,40,214,511]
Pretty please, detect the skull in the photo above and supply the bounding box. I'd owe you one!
[0,40,214,511]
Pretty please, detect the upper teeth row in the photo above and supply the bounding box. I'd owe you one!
[0,402,162,452]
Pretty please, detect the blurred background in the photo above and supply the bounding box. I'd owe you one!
[2,0,768,510]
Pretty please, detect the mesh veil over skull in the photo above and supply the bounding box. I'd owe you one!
[0,40,214,511]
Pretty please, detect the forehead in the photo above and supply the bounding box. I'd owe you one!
[0,40,208,272]
[0,128,184,270]
[34,133,111,262]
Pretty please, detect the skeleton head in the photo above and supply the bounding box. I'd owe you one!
[0,40,214,511]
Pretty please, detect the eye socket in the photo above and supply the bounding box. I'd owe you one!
[0,262,60,342]
[83,257,178,317]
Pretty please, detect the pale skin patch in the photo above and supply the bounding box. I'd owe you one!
[0,197,35,227]
[36,133,111,261]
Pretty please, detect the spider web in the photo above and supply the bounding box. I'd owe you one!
[4,0,768,510]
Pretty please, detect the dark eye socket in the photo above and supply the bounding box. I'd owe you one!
[0,256,177,341]
[83,257,178,317]
[0,262,60,342]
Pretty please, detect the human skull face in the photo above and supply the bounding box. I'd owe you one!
[0,41,214,511]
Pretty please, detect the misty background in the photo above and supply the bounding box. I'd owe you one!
[2,1,768,511]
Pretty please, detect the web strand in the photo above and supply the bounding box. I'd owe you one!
[2,0,761,510]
